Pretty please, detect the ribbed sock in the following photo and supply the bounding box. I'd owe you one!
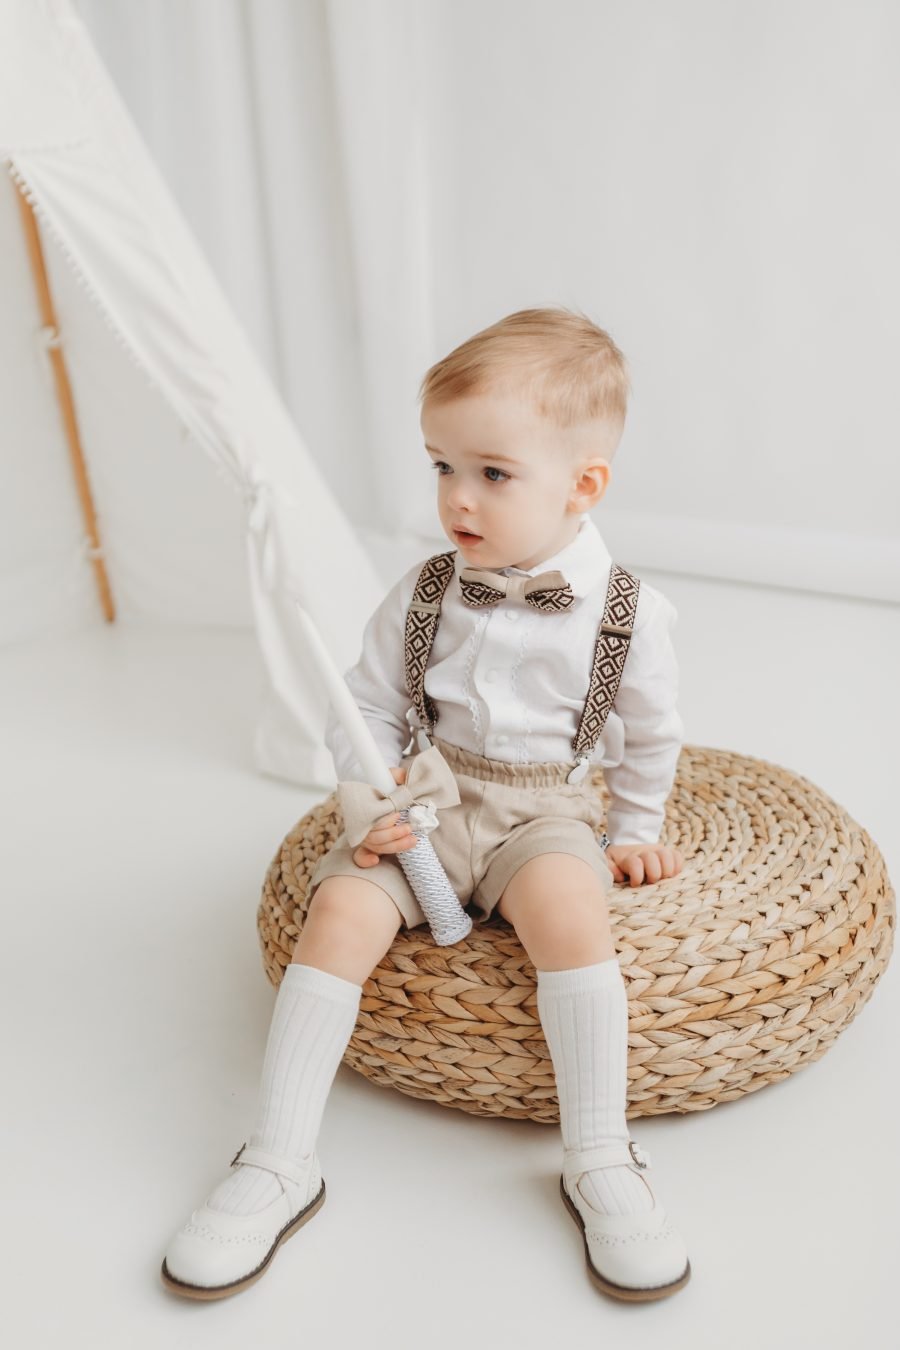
[206,962,361,1216]
[536,958,653,1216]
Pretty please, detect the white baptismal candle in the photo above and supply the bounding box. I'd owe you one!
[293,601,398,795]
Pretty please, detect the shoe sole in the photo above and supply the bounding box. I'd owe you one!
[159,1177,327,1301]
[559,1175,691,1302]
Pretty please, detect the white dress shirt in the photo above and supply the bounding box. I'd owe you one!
[325,514,684,845]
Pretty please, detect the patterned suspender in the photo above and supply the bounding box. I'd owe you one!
[404,550,457,736]
[570,564,641,780]
[403,553,640,783]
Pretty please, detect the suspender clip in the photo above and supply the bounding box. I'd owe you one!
[566,755,591,785]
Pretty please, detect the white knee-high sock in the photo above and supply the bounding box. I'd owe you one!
[536,958,653,1216]
[207,962,361,1216]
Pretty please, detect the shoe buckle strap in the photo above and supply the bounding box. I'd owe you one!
[229,1141,313,1188]
[562,1140,652,1187]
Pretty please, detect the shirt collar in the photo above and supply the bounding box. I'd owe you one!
[452,513,611,601]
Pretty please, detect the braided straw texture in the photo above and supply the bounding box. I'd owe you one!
[256,745,895,1122]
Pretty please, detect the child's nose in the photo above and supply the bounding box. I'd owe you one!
[446,480,477,510]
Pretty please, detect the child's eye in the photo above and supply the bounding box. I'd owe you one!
[430,461,510,483]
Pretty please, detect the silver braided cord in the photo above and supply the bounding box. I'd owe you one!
[395,806,473,945]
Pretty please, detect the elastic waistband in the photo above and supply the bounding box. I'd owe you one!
[430,735,581,788]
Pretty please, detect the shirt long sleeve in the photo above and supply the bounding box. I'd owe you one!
[603,591,684,846]
[323,567,417,782]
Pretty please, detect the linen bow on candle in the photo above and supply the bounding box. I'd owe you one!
[337,743,462,849]
[459,566,575,612]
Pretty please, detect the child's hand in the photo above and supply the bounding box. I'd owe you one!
[351,766,417,867]
[605,842,684,887]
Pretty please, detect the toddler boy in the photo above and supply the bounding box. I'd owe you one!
[161,307,690,1303]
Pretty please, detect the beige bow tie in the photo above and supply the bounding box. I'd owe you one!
[337,743,461,849]
[459,566,575,612]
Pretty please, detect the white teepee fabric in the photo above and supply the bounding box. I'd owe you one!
[0,0,384,789]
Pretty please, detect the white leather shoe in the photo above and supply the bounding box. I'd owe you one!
[160,1142,326,1300]
[560,1140,691,1302]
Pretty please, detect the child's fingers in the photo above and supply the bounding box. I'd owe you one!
[373,810,411,833]
[641,851,663,884]
[659,846,681,876]
[369,821,415,845]
[373,835,417,854]
[610,847,685,885]
[623,855,645,886]
[356,822,416,860]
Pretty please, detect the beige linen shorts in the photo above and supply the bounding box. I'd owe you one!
[306,734,614,931]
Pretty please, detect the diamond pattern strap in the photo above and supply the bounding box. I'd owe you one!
[404,550,456,735]
[572,563,640,761]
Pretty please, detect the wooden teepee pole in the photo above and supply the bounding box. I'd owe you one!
[12,174,116,622]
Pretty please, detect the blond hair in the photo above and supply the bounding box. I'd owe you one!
[418,306,631,456]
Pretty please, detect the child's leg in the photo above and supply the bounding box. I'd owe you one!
[290,872,406,981]
[205,876,402,1217]
[497,853,653,1217]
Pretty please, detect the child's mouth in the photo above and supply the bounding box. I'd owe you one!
[453,528,482,544]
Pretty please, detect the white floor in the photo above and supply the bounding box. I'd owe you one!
[2,566,898,1350]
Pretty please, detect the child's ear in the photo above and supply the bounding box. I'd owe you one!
[572,458,611,509]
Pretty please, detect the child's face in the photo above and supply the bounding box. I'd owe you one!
[421,390,613,571]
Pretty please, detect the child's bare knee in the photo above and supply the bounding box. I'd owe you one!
[291,876,403,980]
[498,857,614,968]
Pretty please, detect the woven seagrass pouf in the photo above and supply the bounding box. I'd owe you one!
[256,744,895,1122]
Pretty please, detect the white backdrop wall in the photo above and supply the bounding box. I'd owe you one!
[47,0,900,613]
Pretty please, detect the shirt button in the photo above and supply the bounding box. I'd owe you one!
[496,734,508,745]
[504,610,519,622]
[484,669,498,682]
